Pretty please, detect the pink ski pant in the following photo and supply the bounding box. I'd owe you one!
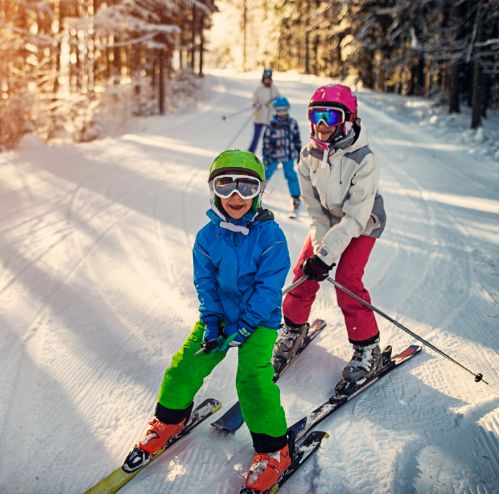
[283,233,379,343]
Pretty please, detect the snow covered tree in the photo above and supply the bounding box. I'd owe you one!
[0,0,217,149]
[266,0,498,128]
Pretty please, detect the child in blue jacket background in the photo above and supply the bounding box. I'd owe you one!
[123,150,292,492]
[262,97,302,211]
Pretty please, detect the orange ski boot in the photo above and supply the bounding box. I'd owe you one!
[138,417,186,454]
[123,417,187,472]
[244,443,292,491]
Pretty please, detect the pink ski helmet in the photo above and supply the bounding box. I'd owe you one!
[309,84,358,121]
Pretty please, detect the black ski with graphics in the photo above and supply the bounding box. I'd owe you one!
[290,345,422,441]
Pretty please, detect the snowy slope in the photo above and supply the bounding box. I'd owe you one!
[0,70,498,494]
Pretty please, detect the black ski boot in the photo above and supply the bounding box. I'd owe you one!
[336,338,382,395]
[273,320,310,374]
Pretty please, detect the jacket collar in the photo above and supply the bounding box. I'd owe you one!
[271,115,290,126]
[309,123,368,162]
[207,206,259,236]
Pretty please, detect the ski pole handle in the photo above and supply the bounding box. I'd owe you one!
[282,275,308,296]
[195,340,219,356]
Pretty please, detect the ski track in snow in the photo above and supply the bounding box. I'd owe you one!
[0,71,498,494]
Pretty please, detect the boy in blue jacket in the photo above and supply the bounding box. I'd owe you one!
[262,97,302,211]
[123,150,292,492]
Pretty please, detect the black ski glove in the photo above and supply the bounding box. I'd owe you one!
[302,255,335,281]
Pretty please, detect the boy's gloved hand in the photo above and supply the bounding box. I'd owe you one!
[218,322,254,352]
[200,316,222,353]
[302,255,335,281]
[253,102,263,110]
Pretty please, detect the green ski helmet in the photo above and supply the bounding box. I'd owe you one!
[208,150,266,210]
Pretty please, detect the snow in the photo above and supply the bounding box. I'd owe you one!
[1,70,498,494]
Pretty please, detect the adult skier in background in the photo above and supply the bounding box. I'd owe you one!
[248,68,280,153]
[274,84,387,386]
[123,150,293,492]
[262,96,302,213]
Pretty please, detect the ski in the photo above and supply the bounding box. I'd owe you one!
[84,398,222,494]
[211,319,326,433]
[290,344,422,441]
[240,430,329,494]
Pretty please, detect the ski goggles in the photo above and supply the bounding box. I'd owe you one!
[308,107,345,127]
[212,174,262,199]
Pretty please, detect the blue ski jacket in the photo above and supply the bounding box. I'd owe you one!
[193,208,290,329]
[262,115,302,164]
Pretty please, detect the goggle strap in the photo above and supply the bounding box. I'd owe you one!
[213,174,262,184]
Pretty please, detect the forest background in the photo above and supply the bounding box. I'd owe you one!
[1,0,498,150]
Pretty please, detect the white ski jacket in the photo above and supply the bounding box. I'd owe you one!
[251,83,280,124]
[298,125,386,266]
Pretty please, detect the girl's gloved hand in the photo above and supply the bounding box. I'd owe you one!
[302,255,335,281]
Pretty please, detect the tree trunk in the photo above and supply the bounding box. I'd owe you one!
[198,14,205,77]
[190,6,196,71]
[313,34,319,75]
[113,39,121,83]
[471,61,483,128]
[242,0,247,71]
[158,48,165,115]
[448,63,461,113]
[447,1,467,113]
[471,0,486,129]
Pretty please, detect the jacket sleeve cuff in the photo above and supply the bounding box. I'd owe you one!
[239,319,256,333]
[317,247,336,267]
[203,315,219,324]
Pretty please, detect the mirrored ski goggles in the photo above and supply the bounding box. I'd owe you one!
[308,107,345,127]
[212,174,262,199]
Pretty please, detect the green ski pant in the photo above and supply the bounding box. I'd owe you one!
[157,320,287,438]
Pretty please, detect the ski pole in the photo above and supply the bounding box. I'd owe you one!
[225,114,253,148]
[325,276,489,385]
[221,106,253,120]
[282,275,308,296]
